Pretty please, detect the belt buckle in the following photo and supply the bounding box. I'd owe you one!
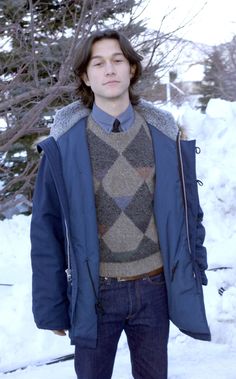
[117,277,127,282]
[101,276,109,281]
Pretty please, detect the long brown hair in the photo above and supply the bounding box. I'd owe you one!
[73,29,143,108]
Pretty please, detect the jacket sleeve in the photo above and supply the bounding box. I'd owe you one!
[30,154,70,330]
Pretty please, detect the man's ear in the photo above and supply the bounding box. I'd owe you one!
[82,72,90,86]
[130,65,136,78]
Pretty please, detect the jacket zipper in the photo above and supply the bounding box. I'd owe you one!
[177,132,192,256]
[64,222,103,313]
[64,219,72,283]
[176,132,196,279]
[85,259,104,315]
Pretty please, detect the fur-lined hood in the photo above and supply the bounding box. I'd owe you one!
[50,99,179,141]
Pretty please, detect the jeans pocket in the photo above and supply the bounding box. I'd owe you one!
[146,272,166,286]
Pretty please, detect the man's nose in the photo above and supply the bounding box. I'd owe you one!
[105,61,115,75]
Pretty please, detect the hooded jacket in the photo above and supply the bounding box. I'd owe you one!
[30,99,211,347]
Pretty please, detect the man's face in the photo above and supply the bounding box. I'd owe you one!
[82,38,135,107]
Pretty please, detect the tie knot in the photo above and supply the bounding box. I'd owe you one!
[112,118,122,133]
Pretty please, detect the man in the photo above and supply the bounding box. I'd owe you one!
[30,29,211,379]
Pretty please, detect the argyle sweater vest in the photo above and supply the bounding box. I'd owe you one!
[86,112,163,277]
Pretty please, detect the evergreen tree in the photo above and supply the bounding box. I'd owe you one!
[199,40,236,111]
[199,48,225,111]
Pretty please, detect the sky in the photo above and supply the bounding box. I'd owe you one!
[142,0,236,45]
[1,98,236,378]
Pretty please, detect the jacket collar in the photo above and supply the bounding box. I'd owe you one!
[50,98,179,141]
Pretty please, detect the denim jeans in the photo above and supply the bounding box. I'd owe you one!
[74,272,169,379]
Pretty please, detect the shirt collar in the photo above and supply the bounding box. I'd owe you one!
[91,103,134,132]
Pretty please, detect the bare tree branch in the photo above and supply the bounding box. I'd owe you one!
[29,0,39,87]
[0,84,76,112]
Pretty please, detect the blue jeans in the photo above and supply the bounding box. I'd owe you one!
[74,272,169,379]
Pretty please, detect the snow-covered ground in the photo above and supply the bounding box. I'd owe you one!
[1,98,236,378]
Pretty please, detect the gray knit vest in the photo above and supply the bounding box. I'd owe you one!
[86,111,163,277]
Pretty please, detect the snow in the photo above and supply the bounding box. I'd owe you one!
[1,98,236,378]
[0,118,7,131]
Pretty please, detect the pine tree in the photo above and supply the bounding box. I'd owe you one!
[199,48,225,111]
[199,40,236,111]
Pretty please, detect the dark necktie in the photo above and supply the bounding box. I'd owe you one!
[112,118,122,133]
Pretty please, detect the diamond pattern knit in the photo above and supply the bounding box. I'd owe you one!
[87,112,163,277]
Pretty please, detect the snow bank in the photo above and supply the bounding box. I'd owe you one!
[178,99,236,267]
[0,216,73,371]
[170,98,236,345]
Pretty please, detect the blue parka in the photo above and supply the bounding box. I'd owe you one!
[30,100,211,347]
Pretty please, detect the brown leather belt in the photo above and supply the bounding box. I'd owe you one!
[101,267,164,282]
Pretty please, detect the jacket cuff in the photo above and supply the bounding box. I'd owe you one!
[200,271,208,286]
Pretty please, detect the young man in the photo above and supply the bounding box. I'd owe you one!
[30,29,211,379]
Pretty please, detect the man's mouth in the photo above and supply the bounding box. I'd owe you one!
[103,80,120,85]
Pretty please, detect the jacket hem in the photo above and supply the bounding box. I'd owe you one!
[70,336,97,348]
[179,328,211,341]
